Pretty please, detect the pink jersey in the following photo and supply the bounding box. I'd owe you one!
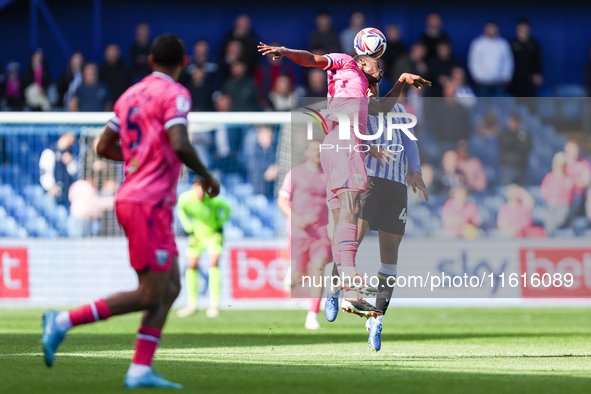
[541,172,574,205]
[441,200,480,237]
[497,202,532,234]
[323,53,369,136]
[279,164,329,239]
[108,72,191,207]
[566,158,591,195]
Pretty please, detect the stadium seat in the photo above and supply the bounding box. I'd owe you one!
[572,216,590,236]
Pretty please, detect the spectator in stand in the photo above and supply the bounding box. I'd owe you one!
[304,68,328,97]
[99,44,130,102]
[222,61,258,112]
[1,62,24,110]
[420,13,451,60]
[442,185,482,238]
[435,150,465,197]
[255,40,297,108]
[586,44,591,96]
[185,63,215,111]
[308,11,341,54]
[184,39,220,90]
[456,140,487,193]
[219,39,246,82]
[40,132,78,208]
[22,48,51,111]
[428,39,459,97]
[509,19,543,98]
[69,63,111,112]
[340,11,365,56]
[268,75,294,111]
[392,43,429,90]
[450,66,476,107]
[57,52,84,109]
[244,125,278,199]
[476,110,502,140]
[564,139,591,214]
[211,93,245,176]
[381,25,407,84]
[499,113,531,185]
[541,152,575,234]
[497,184,535,237]
[69,178,114,221]
[219,15,259,77]
[431,82,470,150]
[128,23,151,83]
[468,22,514,96]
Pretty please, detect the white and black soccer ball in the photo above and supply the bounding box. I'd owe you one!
[354,27,387,59]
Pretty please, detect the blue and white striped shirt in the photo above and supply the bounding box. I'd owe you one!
[364,103,420,185]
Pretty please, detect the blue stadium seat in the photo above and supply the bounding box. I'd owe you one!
[483,195,505,213]
[572,216,590,236]
[233,183,254,199]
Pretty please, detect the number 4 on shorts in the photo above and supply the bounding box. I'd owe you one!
[399,208,407,223]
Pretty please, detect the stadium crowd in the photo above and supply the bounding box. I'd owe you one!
[0,12,591,239]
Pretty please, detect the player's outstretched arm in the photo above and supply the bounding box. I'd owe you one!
[370,73,432,114]
[96,126,123,162]
[258,42,328,69]
[167,124,220,198]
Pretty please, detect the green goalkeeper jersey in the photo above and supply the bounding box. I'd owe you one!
[176,190,231,238]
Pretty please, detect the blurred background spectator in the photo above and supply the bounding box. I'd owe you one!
[431,82,470,150]
[69,63,111,112]
[129,23,152,83]
[564,139,591,215]
[381,25,407,83]
[185,63,216,111]
[56,52,84,109]
[22,48,51,111]
[392,43,429,87]
[219,39,246,82]
[222,61,258,111]
[497,184,537,237]
[255,41,297,108]
[99,44,130,103]
[541,152,574,234]
[184,39,220,90]
[509,19,543,98]
[435,150,465,196]
[267,75,294,111]
[450,67,476,106]
[308,11,341,54]
[39,132,78,208]
[456,140,487,193]
[468,22,514,96]
[428,39,459,97]
[303,68,327,97]
[420,13,451,60]
[219,15,259,77]
[340,11,365,56]
[244,125,278,199]
[1,62,24,110]
[441,185,482,238]
[499,113,531,185]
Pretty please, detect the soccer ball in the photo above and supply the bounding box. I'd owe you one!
[354,28,387,59]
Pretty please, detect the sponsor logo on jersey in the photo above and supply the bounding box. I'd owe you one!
[156,249,169,265]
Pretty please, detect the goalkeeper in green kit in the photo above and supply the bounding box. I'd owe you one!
[176,178,231,318]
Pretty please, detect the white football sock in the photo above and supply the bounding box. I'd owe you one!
[55,311,73,332]
[127,363,151,378]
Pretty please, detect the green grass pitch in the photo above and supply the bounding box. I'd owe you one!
[1,307,591,393]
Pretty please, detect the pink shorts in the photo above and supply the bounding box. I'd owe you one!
[320,128,367,211]
[116,201,178,272]
[291,232,332,273]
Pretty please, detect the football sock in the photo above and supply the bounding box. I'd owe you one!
[208,266,221,308]
[330,246,341,296]
[337,223,358,269]
[376,263,397,316]
[308,297,321,314]
[128,326,161,377]
[185,268,198,308]
[56,299,112,332]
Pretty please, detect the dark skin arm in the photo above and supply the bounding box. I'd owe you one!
[368,73,432,115]
[96,126,123,162]
[166,124,220,198]
[258,43,329,69]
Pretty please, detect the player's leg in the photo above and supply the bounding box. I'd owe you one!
[206,235,223,318]
[177,252,200,317]
[125,256,182,389]
[325,207,341,322]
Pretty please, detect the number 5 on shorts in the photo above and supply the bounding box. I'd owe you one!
[399,208,407,223]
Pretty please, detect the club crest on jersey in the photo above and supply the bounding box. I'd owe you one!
[176,95,190,113]
[353,173,363,185]
[156,249,169,265]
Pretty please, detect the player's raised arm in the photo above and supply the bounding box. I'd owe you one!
[258,42,328,69]
[167,124,220,197]
[369,73,432,114]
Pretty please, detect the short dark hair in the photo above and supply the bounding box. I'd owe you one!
[151,34,186,67]
[353,54,374,63]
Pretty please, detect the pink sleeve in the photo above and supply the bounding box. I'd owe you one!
[162,85,192,130]
[496,204,508,225]
[323,53,355,71]
[279,170,292,200]
[540,174,550,199]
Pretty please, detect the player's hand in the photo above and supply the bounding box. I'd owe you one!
[203,175,220,198]
[398,73,432,89]
[367,145,396,167]
[408,171,429,202]
[258,42,286,60]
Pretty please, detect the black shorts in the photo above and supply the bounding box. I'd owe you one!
[359,176,407,235]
